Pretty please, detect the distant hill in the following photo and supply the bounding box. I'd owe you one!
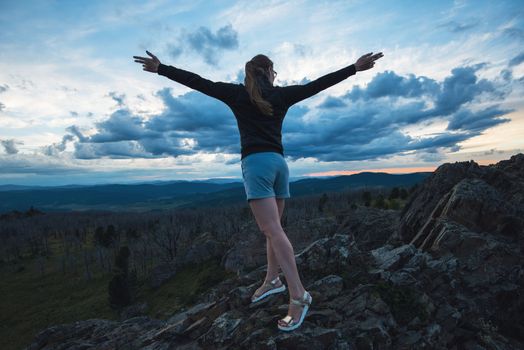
[0,172,431,213]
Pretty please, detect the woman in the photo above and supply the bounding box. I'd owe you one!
[133,49,383,331]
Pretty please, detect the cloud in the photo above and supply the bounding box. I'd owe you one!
[167,24,239,66]
[1,139,23,154]
[0,153,96,178]
[446,105,512,132]
[432,64,495,115]
[318,96,346,108]
[292,44,312,57]
[73,141,155,159]
[502,27,524,41]
[509,52,524,67]
[61,87,238,159]
[344,70,440,101]
[41,134,75,156]
[438,20,479,33]
[280,63,513,162]
[89,109,155,143]
[344,63,504,117]
[48,63,513,165]
[108,91,126,107]
[66,125,87,142]
[0,84,8,111]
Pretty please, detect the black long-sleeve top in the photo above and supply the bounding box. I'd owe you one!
[157,62,357,160]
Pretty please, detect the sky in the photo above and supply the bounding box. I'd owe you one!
[0,0,523,186]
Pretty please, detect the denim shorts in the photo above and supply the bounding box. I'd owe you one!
[241,151,291,202]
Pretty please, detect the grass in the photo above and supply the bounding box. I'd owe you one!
[0,258,117,350]
[139,257,236,320]
[1,244,235,350]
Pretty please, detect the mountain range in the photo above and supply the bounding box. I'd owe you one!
[0,172,430,213]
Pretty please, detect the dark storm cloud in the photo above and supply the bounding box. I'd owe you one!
[281,96,481,162]
[168,24,239,66]
[89,109,157,143]
[343,64,501,117]
[52,61,513,164]
[66,125,87,142]
[432,64,496,115]
[318,96,346,108]
[62,87,239,160]
[446,105,512,132]
[344,70,440,101]
[281,63,512,162]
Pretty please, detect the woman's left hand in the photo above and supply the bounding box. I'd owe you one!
[355,52,384,71]
[133,50,161,73]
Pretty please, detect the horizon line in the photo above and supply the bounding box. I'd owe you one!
[0,159,503,187]
[304,159,498,177]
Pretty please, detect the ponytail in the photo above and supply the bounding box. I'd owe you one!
[244,55,274,116]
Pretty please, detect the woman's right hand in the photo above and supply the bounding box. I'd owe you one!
[355,52,383,71]
[133,50,161,73]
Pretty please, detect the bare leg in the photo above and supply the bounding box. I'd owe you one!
[249,197,306,321]
[264,198,285,281]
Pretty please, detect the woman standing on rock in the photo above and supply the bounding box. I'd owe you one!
[133,49,383,331]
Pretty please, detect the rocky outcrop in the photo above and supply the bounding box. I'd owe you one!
[396,153,524,346]
[26,233,523,349]
[336,206,400,251]
[26,154,524,349]
[399,153,524,246]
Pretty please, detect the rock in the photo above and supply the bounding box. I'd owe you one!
[337,206,400,251]
[294,234,359,277]
[400,154,524,247]
[371,244,416,270]
[198,311,242,347]
[396,330,422,347]
[184,301,217,322]
[307,275,344,302]
[272,326,339,349]
[399,159,485,243]
[182,317,209,340]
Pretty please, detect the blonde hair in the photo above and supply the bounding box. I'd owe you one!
[244,54,274,116]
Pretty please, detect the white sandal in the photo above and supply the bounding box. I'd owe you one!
[277,290,312,331]
[251,276,286,303]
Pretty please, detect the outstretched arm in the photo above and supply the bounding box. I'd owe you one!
[133,51,238,103]
[280,51,383,107]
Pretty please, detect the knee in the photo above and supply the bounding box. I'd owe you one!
[260,222,283,239]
